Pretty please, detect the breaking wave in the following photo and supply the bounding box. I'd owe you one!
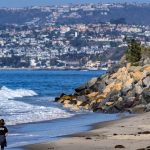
[0,86,73,125]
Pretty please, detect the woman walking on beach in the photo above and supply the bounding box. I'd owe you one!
[0,119,8,150]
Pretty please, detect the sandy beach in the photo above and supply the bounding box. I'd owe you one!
[24,112,150,150]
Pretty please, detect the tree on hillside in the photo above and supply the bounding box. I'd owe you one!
[126,39,142,64]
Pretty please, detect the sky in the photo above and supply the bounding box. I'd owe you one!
[0,0,149,8]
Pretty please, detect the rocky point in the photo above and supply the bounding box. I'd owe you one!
[55,62,150,113]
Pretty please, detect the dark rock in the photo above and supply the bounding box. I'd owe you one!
[113,100,124,111]
[85,137,92,140]
[122,84,133,94]
[60,93,66,97]
[105,78,115,85]
[106,90,120,102]
[55,93,66,102]
[147,146,150,150]
[126,90,136,97]
[92,103,105,112]
[74,89,91,96]
[55,97,60,102]
[108,63,121,74]
[75,84,87,93]
[86,77,98,88]
[138,131,150,134]
[69,100,77,105]
[123,97,135,108]
[142,89,150,103]
[105,105,122,113]
[139,94,147,105]
[114,145,125,148]
[129,104,146,113]
[143,76,150,88]
[91,80,106,93]
[146,104,150,111]
[77,95,88,103]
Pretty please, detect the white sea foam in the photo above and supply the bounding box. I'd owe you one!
[0,86,73,125]
[0,86,37,99]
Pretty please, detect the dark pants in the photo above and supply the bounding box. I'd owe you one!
[1,144,4,150]
[0,135,6,150]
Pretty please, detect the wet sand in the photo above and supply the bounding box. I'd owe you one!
[24,112,150,150]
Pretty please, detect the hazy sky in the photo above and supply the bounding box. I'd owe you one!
[0,0,149,8]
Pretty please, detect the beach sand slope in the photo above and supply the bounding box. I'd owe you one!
[25,112,150,150]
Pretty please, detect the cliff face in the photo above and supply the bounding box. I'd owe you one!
[55,62,150,113]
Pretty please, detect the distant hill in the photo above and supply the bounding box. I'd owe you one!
[0,4,150,25]
[57,4,150,26]
[0,9,50,25]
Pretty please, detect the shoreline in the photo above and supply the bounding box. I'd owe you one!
[0,68,107,71]
[8,112,119,149]
[23,112,150,150]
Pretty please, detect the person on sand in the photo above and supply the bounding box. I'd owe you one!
[0,119,8,150]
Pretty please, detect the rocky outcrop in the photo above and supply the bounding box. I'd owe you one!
[55,63,150,113]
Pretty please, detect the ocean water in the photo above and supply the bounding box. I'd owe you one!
[0,70,118,149]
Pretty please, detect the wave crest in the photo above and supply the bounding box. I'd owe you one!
[0,86,37,100]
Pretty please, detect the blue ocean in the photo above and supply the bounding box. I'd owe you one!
[0,70,118,149]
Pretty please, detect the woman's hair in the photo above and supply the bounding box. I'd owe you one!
[0,119,5,126]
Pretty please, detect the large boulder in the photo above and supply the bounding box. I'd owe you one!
[86,77,98,88]
[142,88,150,103]
[75,84,87,93]
[146,103,150,112]
[108,63,121,74]
[104,105,122,113]
[143,57,150,65]
[64,103,80,110]
[128,66,142,72]
[87,92,99,98]
[123,97,135,108]
[76,95,88,103]
[134,83,143,95]
[103,82,122,95]
[142,65,150,72]
[57,95,76,104]
[130,70,143,81]
[143,76,150,88]
[122,76,134,94]
[113,98,124,110]
[91,80,106,93]
[104,90,120,104]
[129,104,146,113]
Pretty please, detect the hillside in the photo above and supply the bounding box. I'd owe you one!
[0,4,150,25]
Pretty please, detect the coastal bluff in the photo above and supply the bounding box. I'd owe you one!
[55,62,150,113]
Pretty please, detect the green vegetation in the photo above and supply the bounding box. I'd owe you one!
[126,39,142,64]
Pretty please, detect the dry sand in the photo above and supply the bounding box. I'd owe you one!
[24,112,150,150]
